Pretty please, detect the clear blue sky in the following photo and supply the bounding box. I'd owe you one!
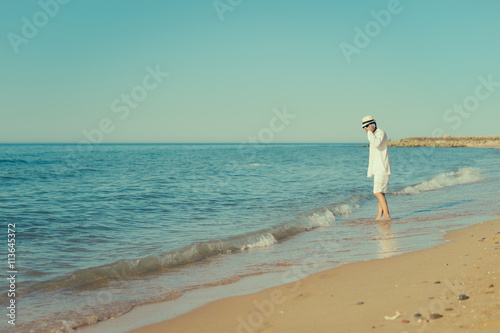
[1,0,499,143]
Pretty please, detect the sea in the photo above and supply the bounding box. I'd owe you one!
[1,143,499,333]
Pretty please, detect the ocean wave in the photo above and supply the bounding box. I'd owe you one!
[305,209,335,228]
[20,168,484,294]
[25,208,336,294]
[329,195,367,217]
[0,158,29,164]
[392,167,484,195]
[240,233,277,250]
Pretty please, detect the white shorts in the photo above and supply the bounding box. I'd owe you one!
[373,174,390,194]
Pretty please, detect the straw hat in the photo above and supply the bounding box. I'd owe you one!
[361,115,376,128]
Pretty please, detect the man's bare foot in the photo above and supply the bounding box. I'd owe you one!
[376,216,391,221]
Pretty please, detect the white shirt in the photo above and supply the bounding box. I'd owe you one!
[367,128,391,178]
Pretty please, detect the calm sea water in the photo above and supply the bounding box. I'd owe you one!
[1,143,499,332]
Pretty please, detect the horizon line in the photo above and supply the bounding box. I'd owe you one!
[0,142,365,145]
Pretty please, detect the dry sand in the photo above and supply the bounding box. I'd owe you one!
[129,216,500,333]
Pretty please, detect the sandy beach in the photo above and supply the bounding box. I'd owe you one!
[128,215,500,333]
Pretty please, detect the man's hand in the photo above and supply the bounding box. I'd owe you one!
[364,124,375,133]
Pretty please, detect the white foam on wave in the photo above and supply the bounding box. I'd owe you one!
[392,167,484,195]
[307,209,335,228]
[331,203,359,216]
[240,233,277,250]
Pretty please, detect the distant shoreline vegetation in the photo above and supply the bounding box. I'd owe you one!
[387,135,500,148]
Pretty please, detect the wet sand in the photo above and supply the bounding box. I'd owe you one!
[128,215,500,333]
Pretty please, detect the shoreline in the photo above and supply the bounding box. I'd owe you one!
[84,214,500,333]
[388,135,500,148]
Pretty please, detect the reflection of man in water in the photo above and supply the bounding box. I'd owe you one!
[377,220,396,259]
[362,116,391,220]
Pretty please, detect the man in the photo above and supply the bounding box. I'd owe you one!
[362,115,391,220]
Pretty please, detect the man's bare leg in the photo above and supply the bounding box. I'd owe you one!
[377,200,383,219]
[374,192,390,220]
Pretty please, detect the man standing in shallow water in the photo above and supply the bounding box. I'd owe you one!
[362,116,391,220]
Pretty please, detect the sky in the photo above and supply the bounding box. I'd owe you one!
[1,0,499,143]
